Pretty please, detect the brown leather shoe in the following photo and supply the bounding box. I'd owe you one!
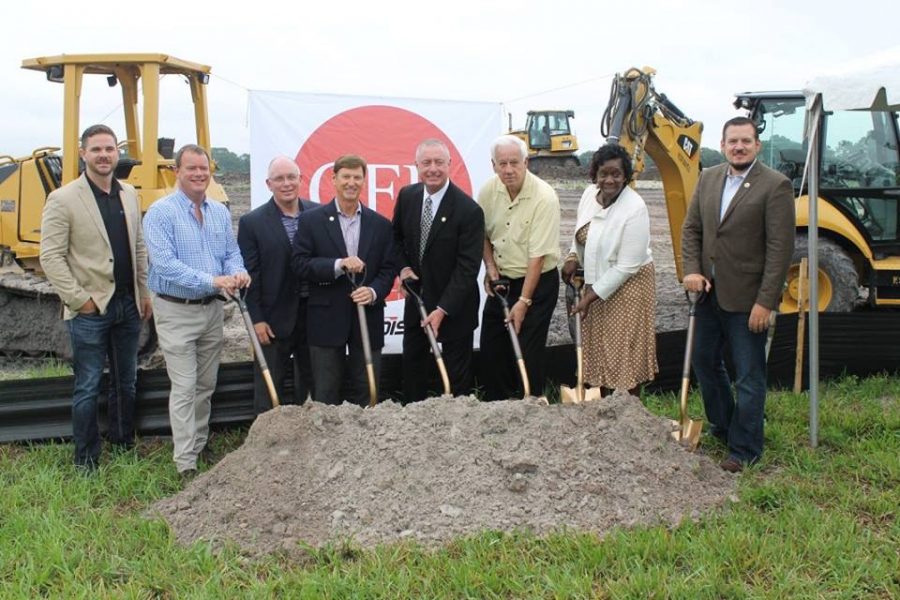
[720,457,744,473]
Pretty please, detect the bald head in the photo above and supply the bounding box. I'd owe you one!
[266,156,302,209]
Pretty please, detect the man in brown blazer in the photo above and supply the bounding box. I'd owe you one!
[40,124,152,472]
[681,116,795,472]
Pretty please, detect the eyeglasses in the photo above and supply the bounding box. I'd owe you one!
[269,174,301,183]
[418,159,448,168]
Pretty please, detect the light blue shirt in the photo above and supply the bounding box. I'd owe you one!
[720,161,756,221]
[143,190,246,299]
[332,203,362,278]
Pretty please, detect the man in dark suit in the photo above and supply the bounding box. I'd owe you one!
[392,139,484,402]
[682,116,795,472]
[238,156,317,414]
[291,154,398,405]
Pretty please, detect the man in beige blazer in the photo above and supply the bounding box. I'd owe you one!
[682,116,795,472]
[40,124,152,472]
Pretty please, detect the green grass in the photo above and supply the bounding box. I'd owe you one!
[0,358,72,381]
[1,376,898,598]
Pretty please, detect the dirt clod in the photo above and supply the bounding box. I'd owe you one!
[151,393,735,555]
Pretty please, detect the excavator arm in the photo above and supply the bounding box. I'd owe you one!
[602,67,703,281]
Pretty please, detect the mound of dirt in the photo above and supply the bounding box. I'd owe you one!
[151,394,736,555]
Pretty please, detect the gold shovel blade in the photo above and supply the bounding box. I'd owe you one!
[670,418,703,451]
[560,385,580,405]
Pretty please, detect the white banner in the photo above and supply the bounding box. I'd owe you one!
[248,91,501,353]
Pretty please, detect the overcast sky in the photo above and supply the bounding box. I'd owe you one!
[2,0,898,157]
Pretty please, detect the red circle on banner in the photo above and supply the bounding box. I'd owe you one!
[294,105,472,219]
[295,105,473,303]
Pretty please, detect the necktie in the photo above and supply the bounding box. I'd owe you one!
[420,196,433,260]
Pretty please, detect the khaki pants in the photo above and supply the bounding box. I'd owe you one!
[153,297,224,472]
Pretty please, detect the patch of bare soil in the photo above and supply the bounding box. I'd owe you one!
[151,393,736,556]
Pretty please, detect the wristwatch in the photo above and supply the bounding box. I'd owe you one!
[518,296,533,307]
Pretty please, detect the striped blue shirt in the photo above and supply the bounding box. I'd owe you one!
[143,190,246,299]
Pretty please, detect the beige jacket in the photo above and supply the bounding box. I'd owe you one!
[39,174,150,320]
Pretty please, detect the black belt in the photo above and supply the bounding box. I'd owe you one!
[157,294,219,305]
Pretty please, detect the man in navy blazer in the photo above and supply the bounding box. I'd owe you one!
[291,154,398,405]
[392,139,484,402]
[238,156,317,413]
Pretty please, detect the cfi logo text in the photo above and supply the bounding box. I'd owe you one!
[295,105,473,220]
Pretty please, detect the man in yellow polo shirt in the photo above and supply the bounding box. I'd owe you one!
[479,134,560,400]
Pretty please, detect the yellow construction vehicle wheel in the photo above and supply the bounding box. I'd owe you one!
[780,235,859,313]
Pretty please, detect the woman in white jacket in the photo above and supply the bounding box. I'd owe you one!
[562,144,658,396]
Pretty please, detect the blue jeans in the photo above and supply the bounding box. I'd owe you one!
[691,289,767,464]
[66,294,142,467]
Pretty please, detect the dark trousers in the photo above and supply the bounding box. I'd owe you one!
[691,288,768,464]
[309,344,383,406]
[479,268,559,400]
[402,323,474,403]
[252,300,314,414]
[66,294,142,467]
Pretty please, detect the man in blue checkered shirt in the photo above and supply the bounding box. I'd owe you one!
[143,144,250,483]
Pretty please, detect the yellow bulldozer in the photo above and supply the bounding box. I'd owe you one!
[508,109,580,172]
[0,53,228,359]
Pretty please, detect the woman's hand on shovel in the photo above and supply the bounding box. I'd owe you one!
[571,287,599,317]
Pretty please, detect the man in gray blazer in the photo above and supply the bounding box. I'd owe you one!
[681,116,795,472]
[40,124,152,471]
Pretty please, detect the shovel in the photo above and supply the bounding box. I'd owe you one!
[671,290,703,450]
[345,268,378,407]
[490,278,531,399]
[560,271,602,404]
[227,290,280,408]
[401,277,451,396]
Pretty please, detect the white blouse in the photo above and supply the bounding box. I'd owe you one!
[569,184,653,300]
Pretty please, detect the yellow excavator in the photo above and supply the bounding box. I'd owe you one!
[600,67,703,285]
[604,66,900,314]
[0,53,228,358]
[508,110,580,172]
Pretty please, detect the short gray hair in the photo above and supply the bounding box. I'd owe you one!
[490,135,528,162]
[415,138,450,162]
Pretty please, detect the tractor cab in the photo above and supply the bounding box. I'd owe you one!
[737,91,900,307]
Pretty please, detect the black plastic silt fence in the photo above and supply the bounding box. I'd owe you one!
[2,312,899,443]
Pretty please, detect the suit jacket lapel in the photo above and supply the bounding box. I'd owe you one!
[720,164,761,225]
[265,198,293,251]
[76,176,111,249]
[424,184,455,256]
[324,200,349,257]
[358,205,373,263]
